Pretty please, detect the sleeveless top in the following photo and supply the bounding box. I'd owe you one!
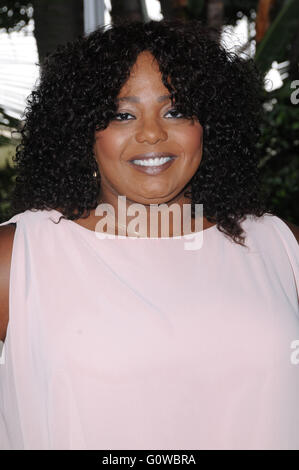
[0,208,298,450]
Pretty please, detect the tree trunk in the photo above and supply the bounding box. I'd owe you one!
[110,0,145,23]
[206,0,224,43]
[32,0,84,64]
[255,0,276,44]
[159,0,187,20]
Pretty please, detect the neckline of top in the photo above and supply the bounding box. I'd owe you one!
[49,208,219,240]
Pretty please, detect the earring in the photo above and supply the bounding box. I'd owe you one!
[93,170,97,177]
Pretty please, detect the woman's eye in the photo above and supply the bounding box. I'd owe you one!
[112,108,184,122]
[165,108,184,118]
[113,112,134,121]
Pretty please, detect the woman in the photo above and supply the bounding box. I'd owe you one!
[0,18,298,450]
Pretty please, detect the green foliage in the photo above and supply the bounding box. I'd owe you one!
[222,0,258,25]
[255,0,299,75]
[0,106,21,129]
[258,82,299,223]
[0,159,16,222]
[186,0,205,19]
[0,0,32,32]
[186,0,259,24]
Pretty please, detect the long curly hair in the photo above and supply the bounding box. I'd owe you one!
[11,18,270,246]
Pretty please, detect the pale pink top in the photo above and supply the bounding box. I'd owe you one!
[0,208,298,450]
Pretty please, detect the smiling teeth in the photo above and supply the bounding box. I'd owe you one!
[132,157,173,167]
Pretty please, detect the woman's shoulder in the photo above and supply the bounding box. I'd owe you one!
[280,218,299,244]
[0,208,59,230]
[259,213,299,248]
[244,212,299,246]
[238,213,299,281]
[0,208,58,343]
[244,212,298,286]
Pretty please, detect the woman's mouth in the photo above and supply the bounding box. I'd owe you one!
[128,156,176,175]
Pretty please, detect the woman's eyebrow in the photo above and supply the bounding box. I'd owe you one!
[116,94,171,103]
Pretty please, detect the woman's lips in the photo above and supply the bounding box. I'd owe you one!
[127,157,176,175]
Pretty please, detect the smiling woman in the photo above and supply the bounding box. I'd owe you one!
[92,50,204,222]
[0,18,298,451]
[8,18,270,243]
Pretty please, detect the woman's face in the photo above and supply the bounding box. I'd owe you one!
[93,50,203,206]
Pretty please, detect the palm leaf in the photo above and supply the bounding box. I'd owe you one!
[255,0,299,74]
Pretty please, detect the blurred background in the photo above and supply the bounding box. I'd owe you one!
[0,0,298,223]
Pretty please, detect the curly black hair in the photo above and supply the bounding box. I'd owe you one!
[11,17,270,246]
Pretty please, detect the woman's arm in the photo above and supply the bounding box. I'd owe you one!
[0,224,16,342]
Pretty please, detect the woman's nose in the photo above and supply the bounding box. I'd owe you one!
[135,118,168,144]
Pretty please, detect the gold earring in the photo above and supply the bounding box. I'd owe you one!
[93,171,97,177]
